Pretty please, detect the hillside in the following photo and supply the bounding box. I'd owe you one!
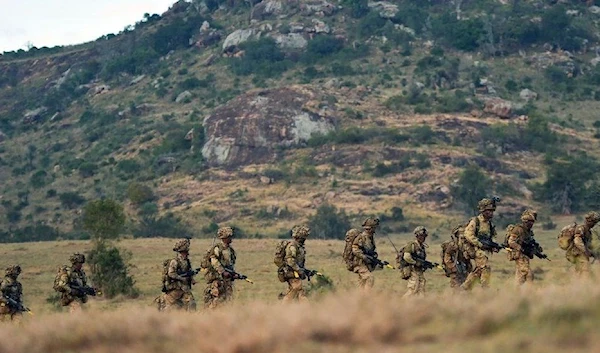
[2,0,600,240]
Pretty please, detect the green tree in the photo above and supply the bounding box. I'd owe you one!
[127,183,155,206]
[451,165,493,215]
[308,203,352,239]
[82,199,126,240]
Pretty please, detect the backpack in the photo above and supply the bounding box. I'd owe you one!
[440,240,452,272]
[160,259,171,292]
[558,223,577,250]
[53,265,69,292]
[200,245,217,270]
[502,224,517,247]
[395,243,410,280]
[342,229,361,271]
[274,240,290,268]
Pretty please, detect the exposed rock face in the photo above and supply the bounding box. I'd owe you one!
[272,33,308,50]
[222,29,261,52]
[251,0,285,20]
[300,0,337,16]
[202,87,336,167]
[368,1,398,19]
[23,107,48,124]
[482,97,517,119]
[519,88,538,102]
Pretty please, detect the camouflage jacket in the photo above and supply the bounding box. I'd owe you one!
[208,243,237,281]
[351,231,377,270]
[403,240,427,269]
[569,224,592,257]
[0,276,22,303]
[56,266,89,300]
[167,253,193,291]
[463,214,497,253]
[442,239,462,273]
[285,239,306,272]
[507,224,536,260]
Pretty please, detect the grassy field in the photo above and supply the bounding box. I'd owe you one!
[0,216,599,352]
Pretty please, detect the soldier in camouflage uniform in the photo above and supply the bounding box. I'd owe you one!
[351,218,381,290]
[0,265,24,322]
[280,225,310,302]
[506,210,539,285]
[163,239,196,311]
[402,227,429,297]
[442,226,472,289]
[55,253,96,313]
[204,227,238,309]
[461,198,498,290]
[566,211,600,277]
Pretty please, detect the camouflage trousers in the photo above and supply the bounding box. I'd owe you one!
[353,265,374,291]
[461,250,490,290]
[513,255,533,285]
[164,289,196,312]
[403,268,426,297]
[568,254,591,277]
[204,280,233,309]
[282,278,307,303]
[448,271,466,289]
[0,304,22,323]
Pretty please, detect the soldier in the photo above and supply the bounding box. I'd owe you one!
[567,211,600,277]
[204,227,239,309]
[442,226,472,289]
[401,227,430,297]
[0,265,24,322]
[506,210,540,285]
[163,238,197,311]
[351,218,382,290]
[280,225,311,302]
[461,198,499,290]
[55,253,97,313]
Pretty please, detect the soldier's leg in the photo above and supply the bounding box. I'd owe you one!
[10,312,23,324]
[154,294,166,311]
[514,256,530,285]
[403,268,419,297]
[418,271,426,295]
[355,266,374,290]
[574,255,591,277]
[164,289,184,311]
[224,280,234,303]
[68,300,83,313]
[475,250,491,288]
[204,281,221,309]
[283,279,305,302]
[181,291,196,312]
[461,267,480,290]
[448,272,460,288]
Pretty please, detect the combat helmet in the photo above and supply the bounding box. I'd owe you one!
[477,198,497,213]
[585,211,600,224]
[69,253,86,264]
[291,225,310,239]
[5,265,21,277]
[362,218,380,228]
[217,227,234,239]
[173,238,190,252]
[521,209,537,222]
[413,226,428,237]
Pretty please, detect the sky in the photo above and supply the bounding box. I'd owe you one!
[0,0,179,52]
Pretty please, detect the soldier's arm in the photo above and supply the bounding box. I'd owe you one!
[351,236,367,260]
[56,273,74,293]
[403,244,417,265]
[443,244,457,270]
[0,280,9,295]
[285,244,301,271]
[167,259,186,281]
[210,247,226,274]
[464,219,483,248]
[507,231,522,252]
[573,232,589,254]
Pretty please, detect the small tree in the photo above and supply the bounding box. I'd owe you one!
[127,183,155,206]
[308,203,352,239]
[451,165,492,215]
[82,198,137,298]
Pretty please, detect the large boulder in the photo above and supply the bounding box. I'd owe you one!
[222,29,261,52]
[272,33,308,50]
[202,87,336,167]
[482,97,517,119]
[251,0,285,20]
[368,1,398,19]
[300,0,337,16]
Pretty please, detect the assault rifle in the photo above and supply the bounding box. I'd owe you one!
[4,297,33,315]
[72,285,100,297]
[413,255,444,271]
[180,268,203,278]
[223,268,254,284]
[523,240,551,261]
[365,254,395,269]
[480,238,510,252]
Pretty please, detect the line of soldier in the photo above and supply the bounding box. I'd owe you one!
[3,197,598,319]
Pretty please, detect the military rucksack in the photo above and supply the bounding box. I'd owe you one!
[274,240,290,268]
[342,229,361,271]
[53,265,69,292]
[502,224,518,247]
[200,245,217,270]
[440,240,452,272]
[160,259,171,292]
[395,244,411,280]
[558,223,577,250]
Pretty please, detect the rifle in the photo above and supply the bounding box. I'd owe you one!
[180,268,202,278]
[305,269,324,282]
[479,238,510,252]
[4,297,33,315]
[223,268,254,284]
[365,254,395,269]
[72,285,100,297]
[413,255,444,271]
[522,240,551,261]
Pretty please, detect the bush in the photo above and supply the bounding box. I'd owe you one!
[451,165,493,215]
[30,170,49,188]
[127,183,155,206]
[82,199,126,240]
[230,38,290,78]
[308,203,352,239]
[87,242,139,298]
[59,192,86,209]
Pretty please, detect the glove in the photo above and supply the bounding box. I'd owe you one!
[297,269,307,280]
[222,271,232,279]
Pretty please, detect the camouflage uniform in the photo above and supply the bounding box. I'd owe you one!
[566,211,600,277]
[461,198,498,290]
[402,227,429,297]
[0,265,24,322]
[351,218,380,291]
[204,227,237,309]
[56,253,94,313]
[281,225,310,303]
[443,226,472,289]
[163,239,196,312]
[507,210,538,285]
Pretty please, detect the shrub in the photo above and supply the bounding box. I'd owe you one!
[451,165,493,215]
[30,170,49,188]
[59,192,86,209]
[307,203,352,239]
[82,199,126,240]
[230,38,290,77]
[127,183,155,206]
[87,242,139,298]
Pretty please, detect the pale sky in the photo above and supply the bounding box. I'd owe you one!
[0,0,179,52]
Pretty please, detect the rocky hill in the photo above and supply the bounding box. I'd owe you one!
[2,0,600,240]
